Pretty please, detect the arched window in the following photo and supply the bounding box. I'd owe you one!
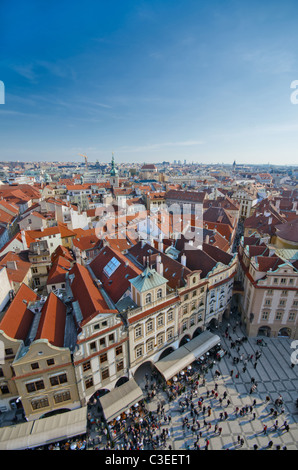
[157,288,162,299]
[145,293,152,304]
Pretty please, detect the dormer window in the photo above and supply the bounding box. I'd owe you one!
[145,293,152,304]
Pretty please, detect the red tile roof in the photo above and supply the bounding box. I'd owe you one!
[0,284,39,340]
[69,263,117,324]
[35,292,66,347]
[90,246,142,303]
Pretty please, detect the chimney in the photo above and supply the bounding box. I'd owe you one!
[181,253,187,266]
[156,254,163,276]
[268,217,273,225]
[158,233,163,252]
[205,234,210,244]
[21,230,28,250]
[7,260,17,270]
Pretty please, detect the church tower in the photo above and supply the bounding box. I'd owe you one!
[109,153,119,188]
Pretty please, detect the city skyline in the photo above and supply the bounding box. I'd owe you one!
[1,0,298,165]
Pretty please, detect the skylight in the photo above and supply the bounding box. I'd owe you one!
[103,256,121,278]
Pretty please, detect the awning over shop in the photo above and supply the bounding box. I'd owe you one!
[99,378,144,423]
[0,406,87,450]
[184,330,221,357]
[0,421,34,450]
[27,406,88,449]
[155,330,220,382]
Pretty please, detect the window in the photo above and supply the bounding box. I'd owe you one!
[262,312,269,321]
[273,278,278,284]
[289,312,296,321]
[31,398,49,410]
[157,288,162,299]
[26,380,45,393]
[116,345,123,356]
[47,358,55,366]
[100,353,107,364]
[108,333,114,343]
[54,391,71,404]
[83,361,91,372]
[265,299,271,306]
[32,267,38,274]
[157,334,164,346]
[101,368,109,381]
[192,290,197,298]
[90,341,97,352]
[167,310,174,322]
[50,373,67,386]
[275,312,283,321]
[5,348,13,356]
[182,321,187,331]
[136,346,143,358]
[280,278,287,284]
[99,338,106,348]
[167,328,174,340]
[145,293,152,304]
[103,257,121,277]
[116,361,124,372]
[0,385,9,395]
[157,315,164,327]
[147,320,153,333]
[147,340,154,352]
[135,326,142,338]
[85,377,94,389]
[279,300,286,306]
[31,362,39,370]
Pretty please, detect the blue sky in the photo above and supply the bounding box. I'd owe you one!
[0,0,298,165]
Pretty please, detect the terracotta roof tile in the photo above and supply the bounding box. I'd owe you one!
[0,284,39,340]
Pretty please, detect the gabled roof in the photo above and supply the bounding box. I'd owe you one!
[90,245,142,303]
[69,263,117,325]
[127,241,193,289]
[203,206,236,228]
[165,190,206,203]
[35,292,66,347]
[202,243,233,266]
[0,251,31,284]
[0,284,39,340]
[47,256,72,285]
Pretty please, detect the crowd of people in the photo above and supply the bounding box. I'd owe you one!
[30,316,295,451]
